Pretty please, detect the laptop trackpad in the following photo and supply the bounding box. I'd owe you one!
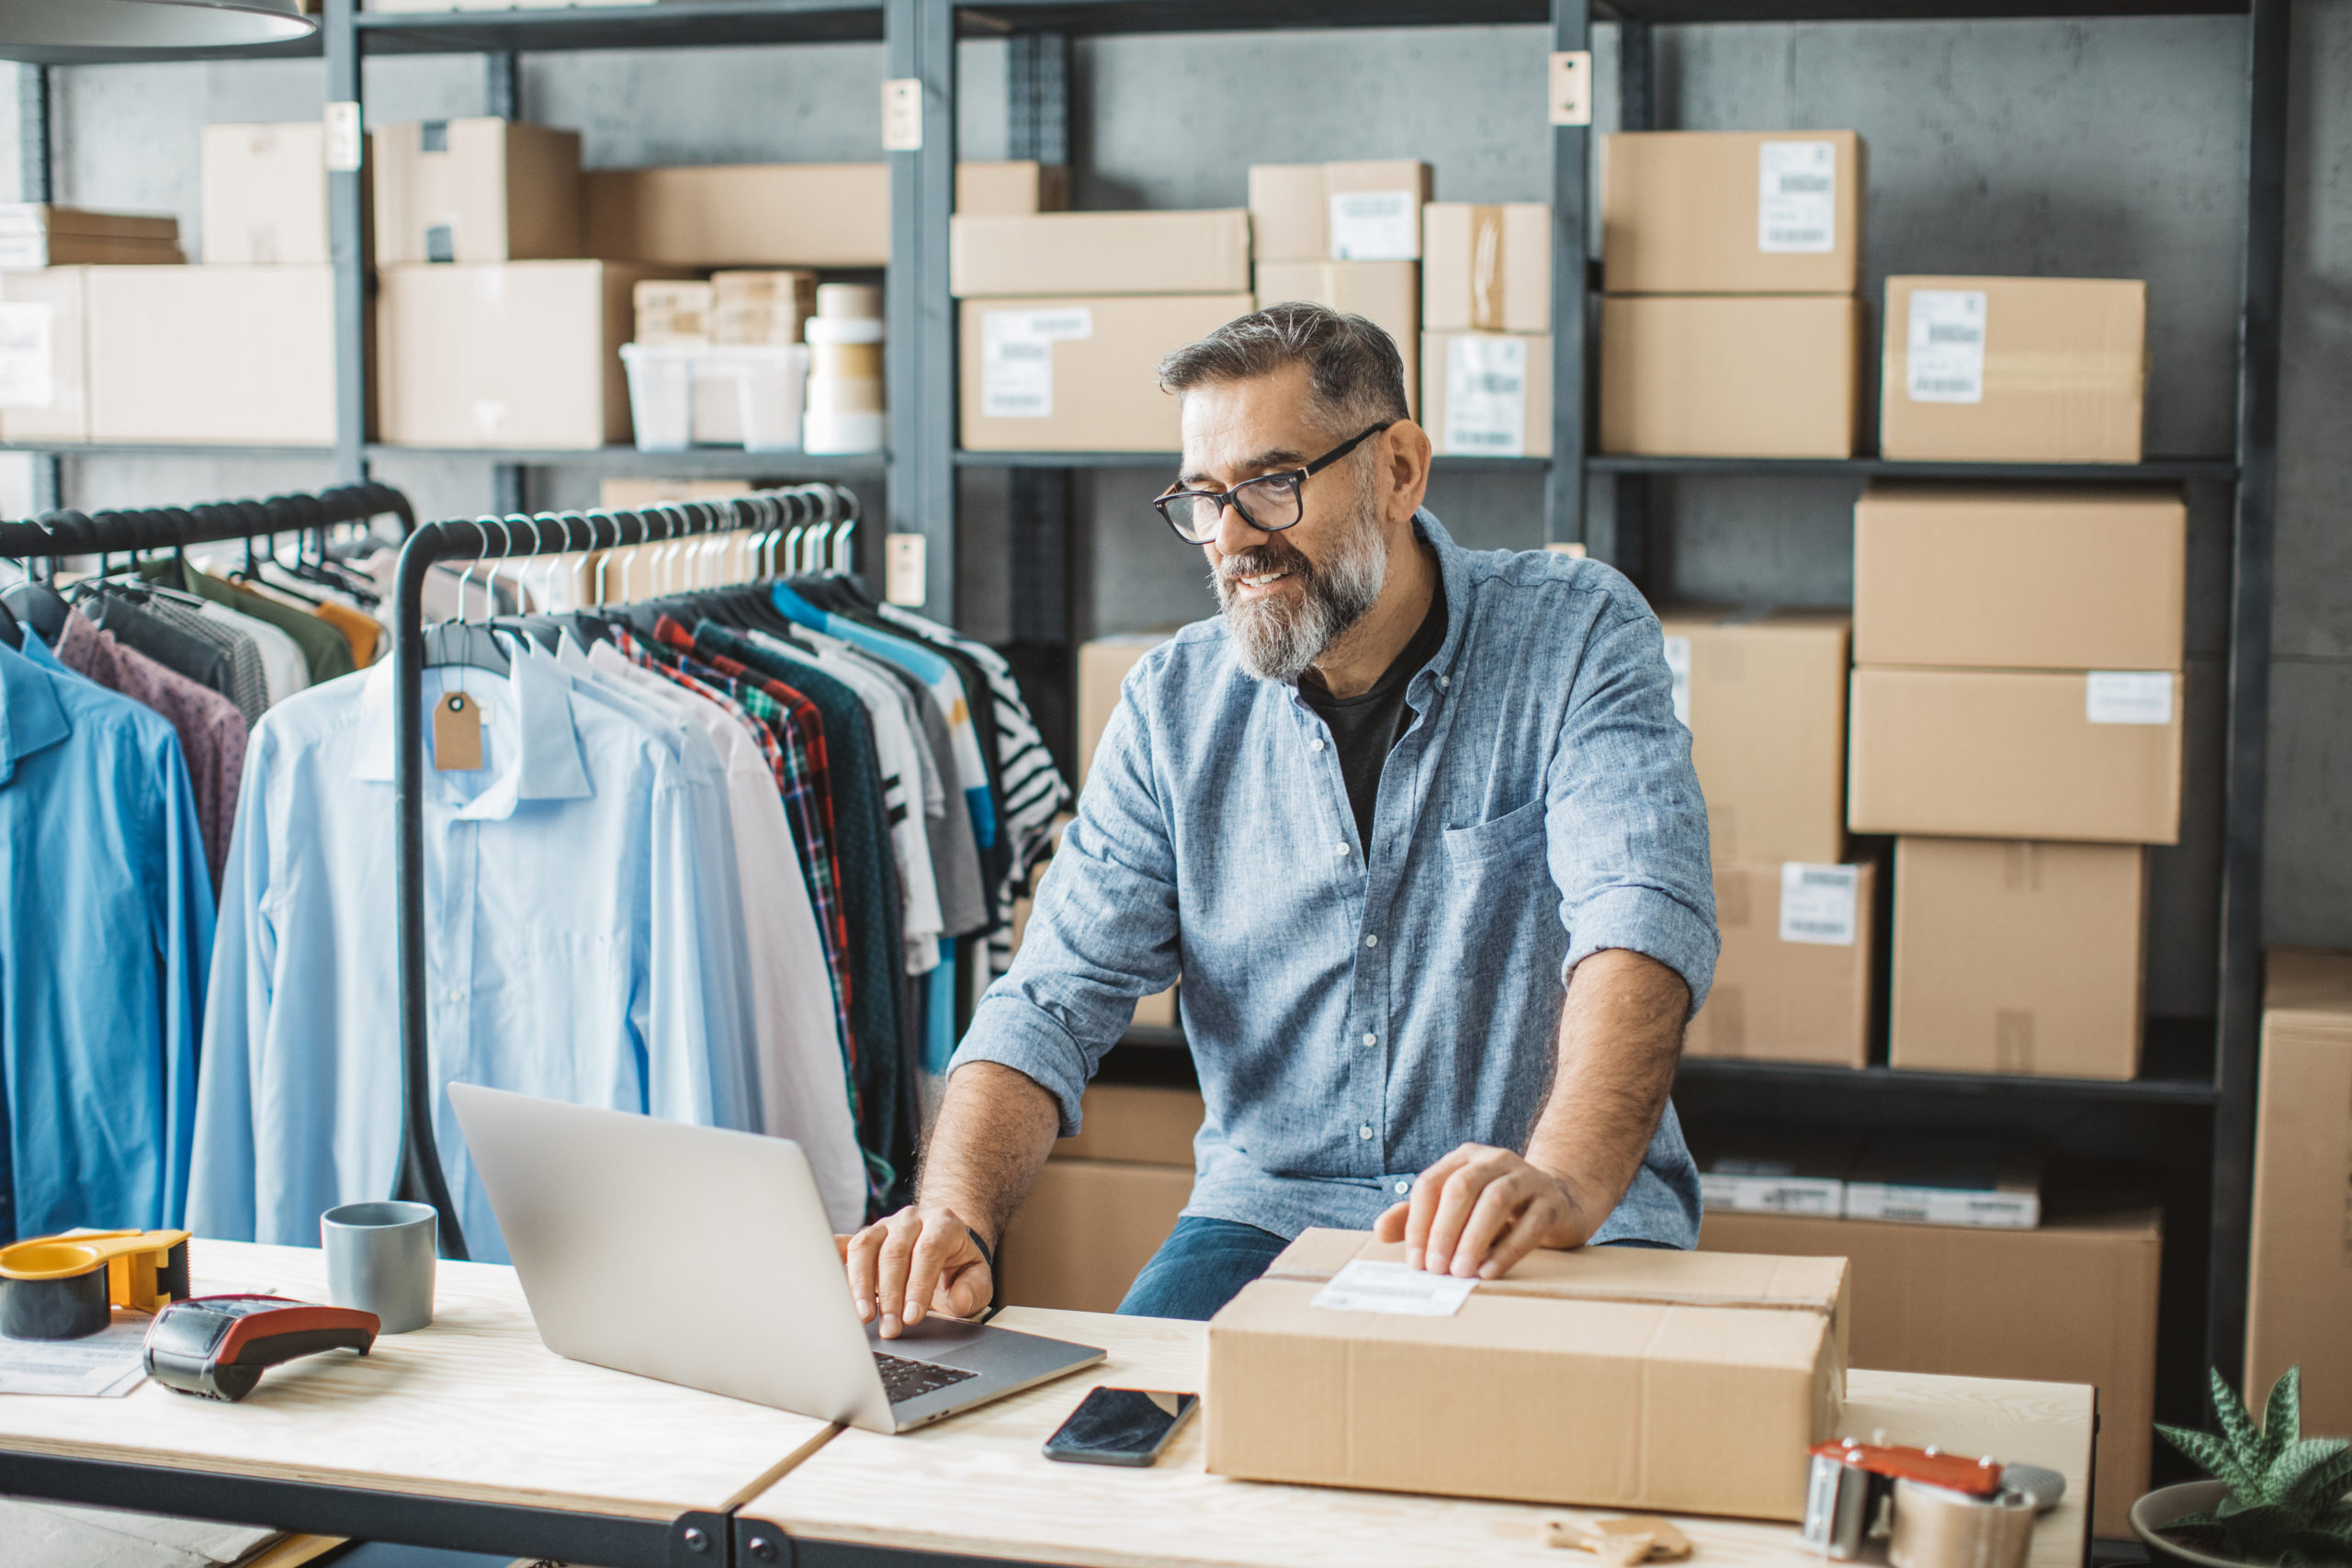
[866,1314,995,1369]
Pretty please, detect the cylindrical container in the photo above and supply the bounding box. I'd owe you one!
[1888,1479,2037,1568]
[814,282,882,320]
[322,1201,438,1335]
[804,310,885,455]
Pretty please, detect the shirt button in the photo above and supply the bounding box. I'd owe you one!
[1358,1124,1374,1141]
[1363,1032,1377,1047]
[1395,1179,1410,1195]
[1335,842,1350,857]
[1439,674,1451,688]
[1309,738,1326,751]
[1364,934,1378,949]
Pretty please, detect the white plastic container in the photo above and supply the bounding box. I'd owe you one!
[802,312,884,454]
[620,341,810,452]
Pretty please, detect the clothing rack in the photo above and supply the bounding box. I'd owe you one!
[0,482,414,565]
[389,484,865,1259]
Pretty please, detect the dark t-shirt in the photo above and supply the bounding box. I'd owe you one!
[1298,580,1448,849]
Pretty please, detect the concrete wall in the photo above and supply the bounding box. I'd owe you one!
[7,7,2346,984]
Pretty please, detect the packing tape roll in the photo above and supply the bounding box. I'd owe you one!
[1888,1479,2037,1568]
[1470,204,1504,333]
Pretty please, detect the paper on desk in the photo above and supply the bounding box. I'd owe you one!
[1311,1259,1477,1317]
[0,1312,151,1396]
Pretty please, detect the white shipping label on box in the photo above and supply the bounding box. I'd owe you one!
[1699,1171,1845,1218]
[1329,189,1419,262]
[1311,1259,1476,1317]
[2086,671,2174,725]
[1442,334,1528,457]
[1780,863,1860,946]
[1844,1183,2040,1230]
[1662,634,1691,727]
[0,302,55,410]
[1758,141,1838,254]
[978,307,1091,419]
[1905,289,1988,403]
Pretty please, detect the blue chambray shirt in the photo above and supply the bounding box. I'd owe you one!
[953,512,1716,1247]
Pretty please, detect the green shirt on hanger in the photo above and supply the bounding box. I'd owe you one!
[141,558,356,686]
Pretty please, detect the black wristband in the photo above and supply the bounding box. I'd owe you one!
[966,1225,1001,1321]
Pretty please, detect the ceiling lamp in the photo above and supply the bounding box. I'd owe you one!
[0,0,315,56]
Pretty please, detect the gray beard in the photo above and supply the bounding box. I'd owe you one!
[1213,496,1391,684]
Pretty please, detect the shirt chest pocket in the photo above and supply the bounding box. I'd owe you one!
[1441,795,1548,873]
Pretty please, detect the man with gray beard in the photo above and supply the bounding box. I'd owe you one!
[847,301,1717,1330]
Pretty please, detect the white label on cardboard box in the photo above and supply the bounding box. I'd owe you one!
[1780,863,1859,946]
[1758,141,1838,254]
[2086,671,2174,725]
[1699,1170,1845,1217]
[0,236,45,269]
[1905,289,1988,403]
[1844,1182,2040,1229]
[1311,1259,1476,1317]
[1662,634,1691,727]
[0,302,56,410]
[1328,189,1419,262]
[979,307,1091,419]
[1442,334,1527,457]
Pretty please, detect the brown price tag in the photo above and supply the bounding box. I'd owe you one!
[433,691,483,772]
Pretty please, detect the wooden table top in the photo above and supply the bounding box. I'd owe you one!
[0,1239,834,1521]
[740,1306,2096,1568]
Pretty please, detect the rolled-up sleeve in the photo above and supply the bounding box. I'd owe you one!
[949,666,1182,1135]
[1544,584,1719,1012]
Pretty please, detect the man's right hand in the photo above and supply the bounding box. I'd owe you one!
[841,1204,994,1338]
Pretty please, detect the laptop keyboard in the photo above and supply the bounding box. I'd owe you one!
[874,1351,979,1405]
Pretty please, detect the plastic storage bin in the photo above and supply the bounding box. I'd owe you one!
[620,342,810,452]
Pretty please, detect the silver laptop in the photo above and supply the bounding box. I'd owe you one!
[447,1084,1104,1433]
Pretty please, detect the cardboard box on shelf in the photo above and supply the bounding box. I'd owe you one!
[1600,130,1865,296]
[1210,1230,1845,1518]
[598,478,752,510]
[1657,609,1852,866]
[373,118,582,266]
[2245,947,2352,1443]
[1422,202,1549,334]
[951,209,1251,299]
[586,163,889,267]
[1254,259,1418,417]
[1700,1206,2162,1539]
[1843,1140,2043,1228]
[633,278,714,344]
[1421,331,1552,457]
[1854,486,2188,671]
[1600,294,1860,458]
[1848,667,2183,843]
[956,160,1069,216]
[0,205,181,268]
[1057,1084,1204,1167]
[1690,859,1876,1067]
[959,293,1252,453]
[85,265,334,445]
[709,269,818,345]
[1246,160,1433,264]
[1247,164,1327,262]
[996,1158,1193,1314]
[0,267,90,444]
[379,260,682,449]
[1880,276,2146,464]
[1890,836,2147,1080]
[201,121,329,265]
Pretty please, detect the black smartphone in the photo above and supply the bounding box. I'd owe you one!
[1041,1387,1200,1467]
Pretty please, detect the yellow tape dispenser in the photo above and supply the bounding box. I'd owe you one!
[0,1229,193,1340]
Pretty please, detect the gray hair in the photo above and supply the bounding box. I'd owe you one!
[1157,300,1410,437]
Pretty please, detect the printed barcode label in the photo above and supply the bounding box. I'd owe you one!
[979,308,1092,419]
[1780,863,1859,946]
[1328,189,1419,261]
[1758,141,1837,254]
[2086,671,2174,725]
[1662,635,1690,728]
[1442,335,1527,457]
[1312,1259,1476,1317]
[1906,289,1987,403]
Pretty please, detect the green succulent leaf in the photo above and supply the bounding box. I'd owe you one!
[2261,1368,2307,1472]
[2165,1419,2262,1496]
[2272,1438,2352,1508]
[2216,1369,2267,1467]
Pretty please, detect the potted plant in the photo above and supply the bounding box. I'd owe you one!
[2133,1366,2352,1567]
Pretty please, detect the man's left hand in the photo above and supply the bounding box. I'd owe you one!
[1373,1144,1600,1280]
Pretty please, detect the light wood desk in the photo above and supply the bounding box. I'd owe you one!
[738,1307,2097,1568]
[0,1240,833,1567]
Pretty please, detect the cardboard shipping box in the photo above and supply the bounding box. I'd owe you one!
[1600,294,1860,458]
[0,268,90,444]
[1855,486,2187,671]
[1701,1207,2162,1539]
[1422,330,1552,457]
[1247,164,1328,262]
[87,265,334,446]
[2245,948,2352,1444]
[1423,202,1549,334]
[997,1158,1193,1314]
[1601,130,1864,295]
[1890,837,2147,1079]
[951,209,1251,298]
[960,293,1252,452]
[1056,1084,1204,1167]
[1254,259,1419,417]
[1657,609,1852,865]
[373,118,582,266]
[586,163,889,267]
[202,121,329,265]
[1210,1231,1845,1518]
[957,160,1068,216]
[0,205,181,268]
[1848,667,2182,843]
[1690,859,1877,1067]
[1881,276,2146,464]
[1247,160,1433,264]
[379,261,682,448]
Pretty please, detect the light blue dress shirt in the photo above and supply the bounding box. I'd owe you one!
[189,654,755,1262]
[953,513,1717,1247]
[0,633,212,1239]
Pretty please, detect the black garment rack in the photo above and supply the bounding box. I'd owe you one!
[0,482,415,566]
[389,485,863,1260]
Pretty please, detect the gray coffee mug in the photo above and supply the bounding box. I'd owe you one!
[322,1201,437,1334]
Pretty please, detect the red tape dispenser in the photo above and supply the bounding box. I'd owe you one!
[1801,1438,2064,1568]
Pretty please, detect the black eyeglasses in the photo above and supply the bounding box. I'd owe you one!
[1152,421,1396,545]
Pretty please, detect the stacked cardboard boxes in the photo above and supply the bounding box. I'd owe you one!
[1881,276,2147,463]
[1849,486,2186,1079]
[1420,200,1550,456]
[997,1083,1203,1314]
[1599,131,1864,457]
[1246,160,1435,428]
